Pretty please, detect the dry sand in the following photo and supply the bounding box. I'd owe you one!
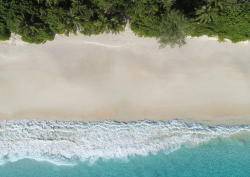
[1,28,250,126]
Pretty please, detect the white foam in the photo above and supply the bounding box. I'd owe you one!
[0,119,249,165]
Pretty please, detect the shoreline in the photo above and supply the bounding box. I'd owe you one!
[1,102,250,126]
[1,30,250,127]
[1,118,250,167]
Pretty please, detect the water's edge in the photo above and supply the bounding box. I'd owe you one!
[0,119,250,166]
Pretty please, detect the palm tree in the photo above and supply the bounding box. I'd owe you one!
[195,0,223,24]
[93,14,124,34]
[14,14,42,36]
[57,1,95,36]
[195,5,219,24]
[57,9,86,36]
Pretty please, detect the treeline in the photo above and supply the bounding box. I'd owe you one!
[0,0,249,47]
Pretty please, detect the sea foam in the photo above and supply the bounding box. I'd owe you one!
[0,119,249,165]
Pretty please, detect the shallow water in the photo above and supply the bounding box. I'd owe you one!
[0,120,250,176]
[1,136,250,177]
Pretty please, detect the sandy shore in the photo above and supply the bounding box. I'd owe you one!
[1,28,250,126]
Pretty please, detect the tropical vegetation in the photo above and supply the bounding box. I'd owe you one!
[0,0,249,47]
[157,10,194,48]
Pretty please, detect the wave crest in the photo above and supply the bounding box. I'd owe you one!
[0,119,249,165]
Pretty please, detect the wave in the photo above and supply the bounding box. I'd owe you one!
[0,119,249,166]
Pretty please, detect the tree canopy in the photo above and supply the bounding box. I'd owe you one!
[0,0,249,47]
[157,10,194,48]
[190,2,250,43]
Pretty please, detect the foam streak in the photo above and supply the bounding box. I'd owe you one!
[0,120,249,165]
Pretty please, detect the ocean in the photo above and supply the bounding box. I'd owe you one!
[0,120,249,176]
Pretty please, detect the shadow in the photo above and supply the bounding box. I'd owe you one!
[171,0,206,17]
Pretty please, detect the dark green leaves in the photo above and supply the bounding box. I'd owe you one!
[14,14,39,36]
[195,5,220,24]
[190,3,250,43]
[0,15,10,41]
[157,10,194,48]
[195,0,223,24]
[1,0,250,46]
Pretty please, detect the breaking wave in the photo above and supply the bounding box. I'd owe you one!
[0,119,249,166]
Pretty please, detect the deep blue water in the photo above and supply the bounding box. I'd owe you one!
[1,135,250,177]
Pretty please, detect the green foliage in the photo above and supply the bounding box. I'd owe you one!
[130,15,161,37]
[0,19,11,41]
[87,0,126,35]
[40,7,68,35]
[161,0,176,11]
[172,0,205,16]
[195,4,220,24]
[128,0,165,37]
[37,0,63,6]
[0,0,249,46]
[190,3,250,43]
[81,13,124,36]
[14,14,40,36]
[208,0,224,9]
[0,2,10,41]
[57,9,88,36]
[21,27,54,44]
[91,0,127,12]
[194,0,224,24]
[1,0,55,44]
[12,12,54,44]
[157,10,194,48]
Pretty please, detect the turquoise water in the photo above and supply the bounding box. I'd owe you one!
[1,135,250,177]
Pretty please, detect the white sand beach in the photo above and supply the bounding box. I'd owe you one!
[1,28,250,126]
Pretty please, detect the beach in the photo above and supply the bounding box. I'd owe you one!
[1,28,250,173]
[1,28,250,126]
